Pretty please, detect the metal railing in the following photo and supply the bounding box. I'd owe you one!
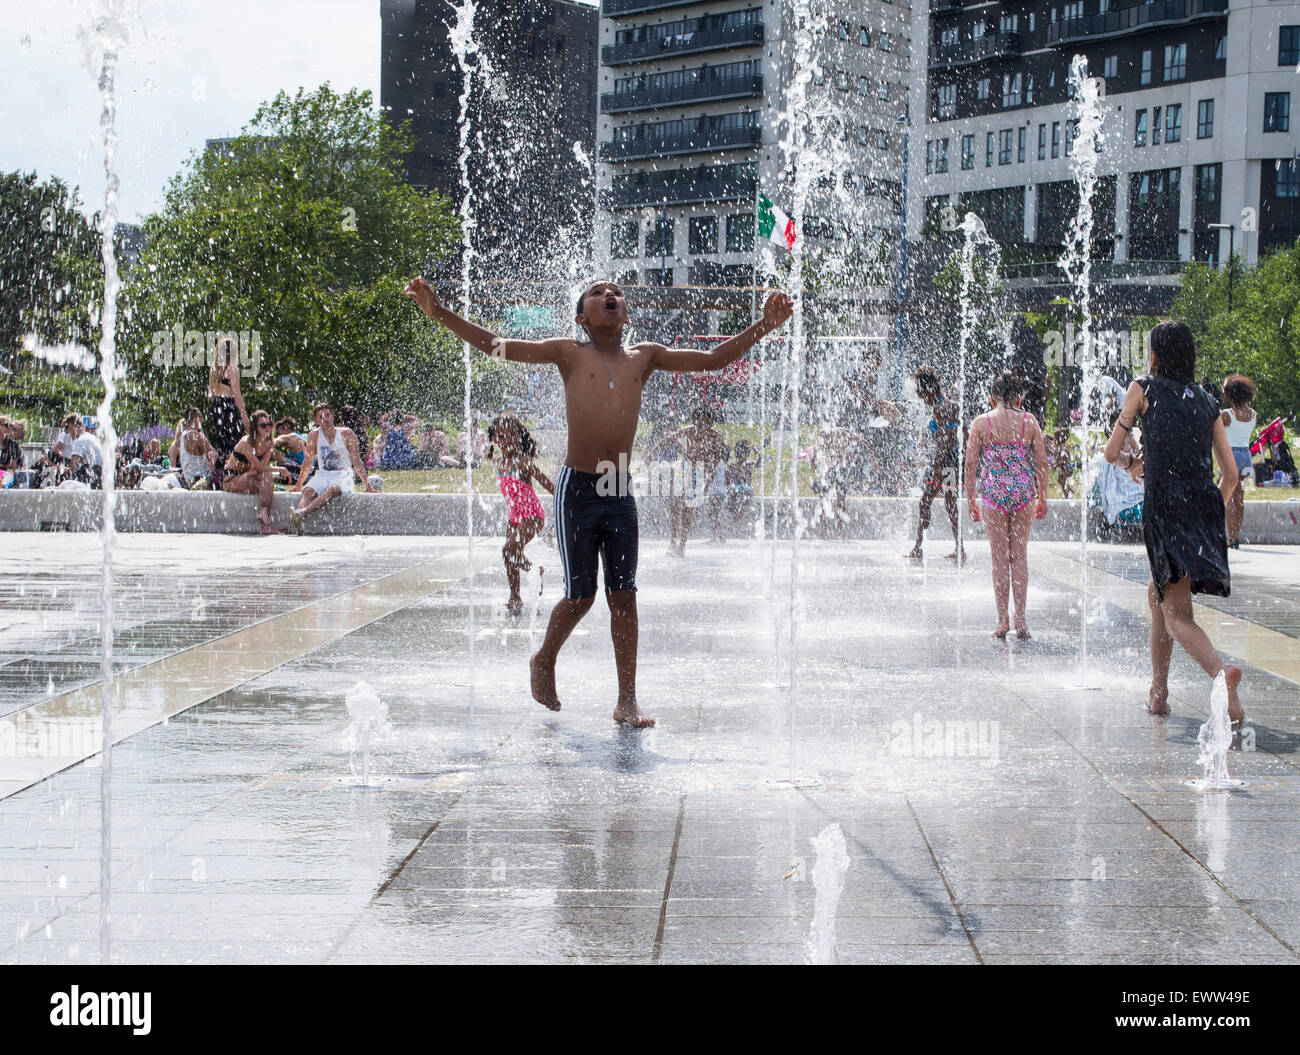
[601,74,763,113]
[1001,259,1186,280]
[603,23,764,66]
[600,123,762,161]
[1047,0,1228,44]
[602,0,716,16]
[929,31,1021,68]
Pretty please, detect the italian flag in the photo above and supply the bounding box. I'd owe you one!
[757,192,797,251]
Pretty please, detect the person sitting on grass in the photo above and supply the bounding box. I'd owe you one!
[288,403,375,534]
[222,409,281,534]
[405,276,792,728]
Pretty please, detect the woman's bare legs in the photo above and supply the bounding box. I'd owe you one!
[1147,580,1173,714]
[1226,481,1244,544]
[984,507,1012,637]
[1154,577,1244,724]
[1009,502,1035,637]
[224,470,279,533]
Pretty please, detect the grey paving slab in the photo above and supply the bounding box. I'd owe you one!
[0,533,1298,964]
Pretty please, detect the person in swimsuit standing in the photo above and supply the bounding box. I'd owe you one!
[207,337,248,488]
[1220,373,1257,549]
[487,412,555,615]
[906,364,965,563]
[964,372,1049,639]
[405,276,793,728]
[1103,321,1244,726]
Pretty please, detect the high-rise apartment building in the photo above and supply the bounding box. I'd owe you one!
[909,0,1300,293]
[381,0,598,281]
[595,0,914,317]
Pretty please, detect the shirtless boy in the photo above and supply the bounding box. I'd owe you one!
[405,277,793,727]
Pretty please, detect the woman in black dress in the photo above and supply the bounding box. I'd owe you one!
[207,337,248,485]
[1103,321,1243,726]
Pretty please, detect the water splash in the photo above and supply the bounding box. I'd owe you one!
[805,823,850,964]
[1189,672,1244,790]
[342,681,391,788]
[1060,56,1106,685]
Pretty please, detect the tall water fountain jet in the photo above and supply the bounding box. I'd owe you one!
[1188,672,1246,790]
[81,0,130,965]
[770,0,817,787]
[805,822,850,964]
[1059,56,1106,685]
[449,0,479,712]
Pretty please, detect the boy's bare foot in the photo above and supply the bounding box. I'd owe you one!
[992,620,1010,640]
[1014,620,1031,640]
[945,549,967,565]
[613,698,655,728]
[529,652,561,712]
[506,597,523,616]
[903,547,922,562]
[1146,687,1170,715]
[1224,665,1245,727]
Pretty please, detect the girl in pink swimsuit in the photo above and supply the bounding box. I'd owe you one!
[964,373,1049,640]
[488,412,555,615]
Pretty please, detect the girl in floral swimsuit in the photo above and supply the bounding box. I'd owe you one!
[964,372,1049,640]
[488,412,555,615]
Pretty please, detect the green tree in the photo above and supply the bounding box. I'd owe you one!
[119,84,501,423]
[1171,252,1300,421]
[0,171,101,367]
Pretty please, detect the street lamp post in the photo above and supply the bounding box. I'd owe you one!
[1208,221,1235,310]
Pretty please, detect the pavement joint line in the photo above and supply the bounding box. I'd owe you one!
[960,643,1300,961]
[0,546,498,802]
[1035,547,1300,688]
[652,792,687,964]
[904,798,984,965]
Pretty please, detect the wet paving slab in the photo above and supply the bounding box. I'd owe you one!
[0,533,1297,963]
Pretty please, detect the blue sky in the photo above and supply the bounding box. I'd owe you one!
[1,0,382,223]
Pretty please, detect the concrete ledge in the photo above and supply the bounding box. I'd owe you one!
[3,490,1298,543]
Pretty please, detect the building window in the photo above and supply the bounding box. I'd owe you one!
[859,27,870,46]
[1026,73,1035,104]
[689,216,718,255]
[726,213,754,252]
[1197,100,1214,139]
[1038,123,1047,161]
[962,134,975,169]
[973,21,986,39]
[611,220,638,259]
[936,138,949,173]
[645,267,673,287]
[1277,158,1300,199]
[838,21,848,40]
[1065,119,1076,156]
[1002,73,1022,108]
[986,131,995,167]
[877,81,889,101]
[1152,106,1162,145]
[1282,27,1300,66]
[1135,109,1148,147]
[1265,92,1291,132]
[977,78,991,101]
[1140,50,1152,86]
[999,13,1019,33]
[879,33,892,52]
[1164,43,1186,82]
[858,75,870,95]
[646,218,674,257]
[1062,1,1082,19]
[1103,55,1117,79]
[1028,12,1035,31]
[1165,104,1182,143]
[857,124,870,146]
[926,140,934,175]
[1018,126,1026,163]
[999,129,1013,165]
[876,130,889,150]
[1051,121,1061,158]
[938,84,956,119]
[1215,36,1225,61]
[940,26,957,46]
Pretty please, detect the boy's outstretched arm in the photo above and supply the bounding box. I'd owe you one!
[404,277,566,365]
[652,291,794,374]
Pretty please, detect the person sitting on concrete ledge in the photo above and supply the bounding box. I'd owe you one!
[289,403,375,534]
[170,408,217,489]
[223,409,282,534]
[67,416,104,489]
[272,417,309,486]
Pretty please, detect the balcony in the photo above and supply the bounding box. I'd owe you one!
[602,75,763,114]
[608,175,757,209]
[601,0,713,17]
[603,22,764,67]
[600,123,762,161]
[928,32,1021,69]
[1047,0,1228,45]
